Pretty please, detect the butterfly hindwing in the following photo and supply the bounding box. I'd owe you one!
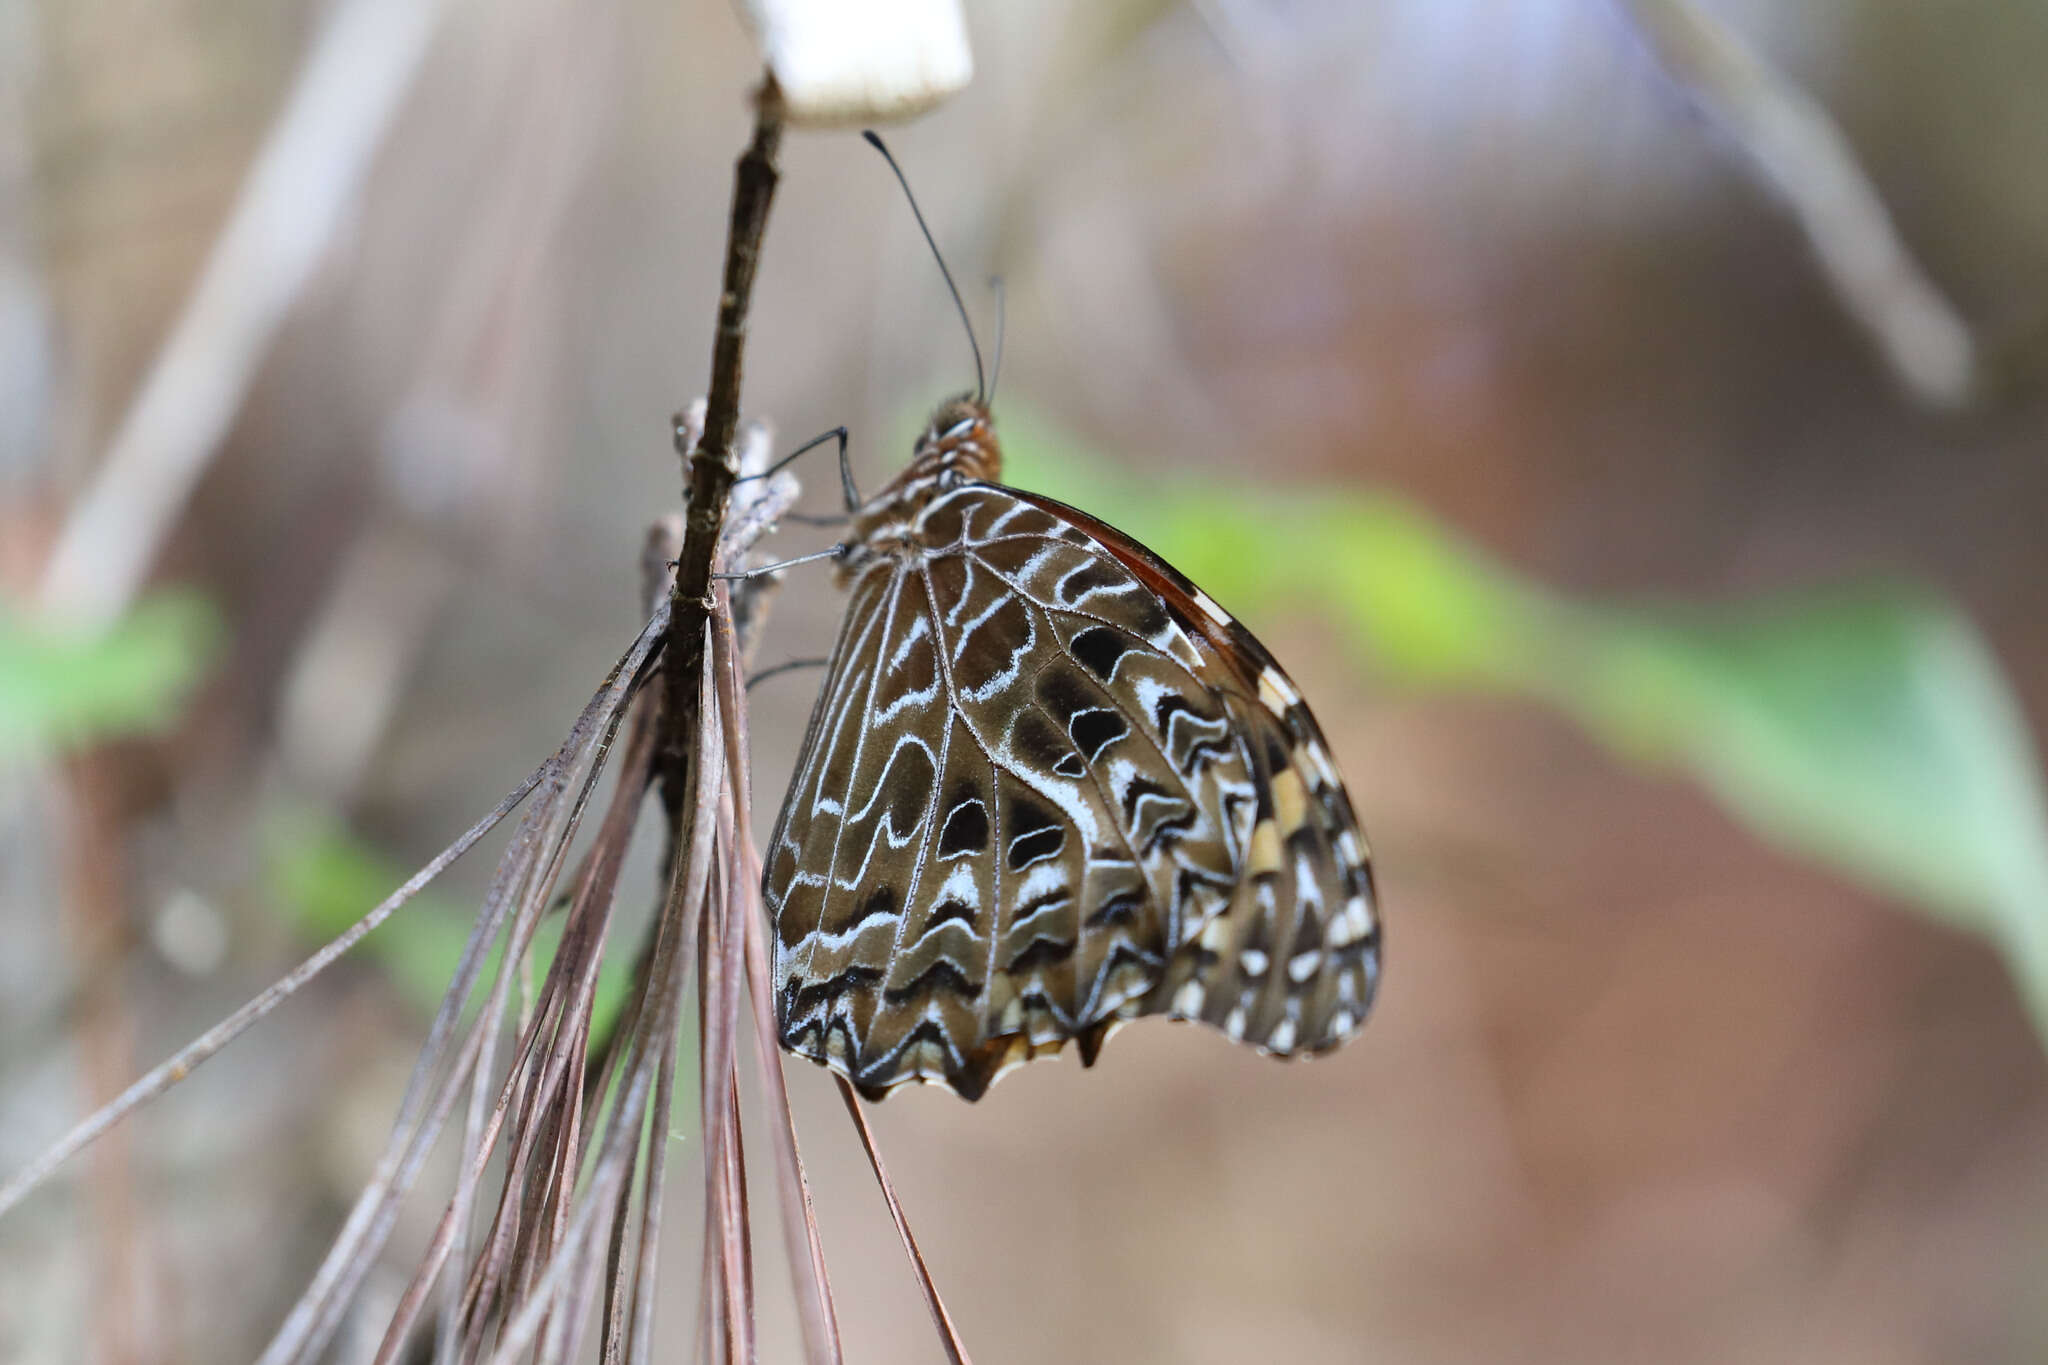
[1003,488,1381,1054]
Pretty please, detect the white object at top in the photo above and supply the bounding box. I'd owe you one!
[739,0,973,126]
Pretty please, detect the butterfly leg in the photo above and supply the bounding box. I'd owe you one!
[745,656,830,690]
[734,424,864,514]
[712,544,846,580]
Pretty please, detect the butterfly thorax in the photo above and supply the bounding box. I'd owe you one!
[837,397,1002,585]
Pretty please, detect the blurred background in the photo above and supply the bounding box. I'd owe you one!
[6,0,2048,1360]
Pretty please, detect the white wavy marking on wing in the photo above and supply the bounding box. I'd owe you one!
[796,565,910,983]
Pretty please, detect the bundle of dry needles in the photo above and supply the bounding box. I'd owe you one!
[3,75,971,1364]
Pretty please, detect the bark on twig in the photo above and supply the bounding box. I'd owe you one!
[664,78,788,793]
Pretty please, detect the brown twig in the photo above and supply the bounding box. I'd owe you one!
[364,696,662,1363]
[0,719,574,1221]
[714,586,843,1364]
[36,0,457,629]
[703,850,751,1361]
[259,608,666,1365]
[395,134,802,1340]
[835,1078,975,1365]
[662,72,966,1365]
[1617,0,1975,408]
[486,651,724,1362]
[663,76,786,792]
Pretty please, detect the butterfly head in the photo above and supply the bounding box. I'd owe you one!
[840,396,1002,581]
[916,395,1002,482]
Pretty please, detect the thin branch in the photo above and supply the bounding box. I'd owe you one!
[664,76,787,789]
[449,702,660,1348]
[261,608,666,1365]
[0,750,550,1220]
[617,967,682,1365]
[835,1079,974,1365]
[728,1075,758,1362]
[37,0,457,629]
[1617,0,1975,408]
[366,698,661,1363]
[487,654,724,1363]
[715,589,842,1364]
[704,790,757,1364]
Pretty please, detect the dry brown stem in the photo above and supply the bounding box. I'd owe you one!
[1618,0,1975,407]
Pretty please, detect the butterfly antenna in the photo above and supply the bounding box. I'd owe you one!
[863,130,985,405]
[986,276,1006,405]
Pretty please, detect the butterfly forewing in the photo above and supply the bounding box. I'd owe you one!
[764,409,1380,1100]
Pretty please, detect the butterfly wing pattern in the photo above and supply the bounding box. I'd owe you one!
[763,401,1380,1100]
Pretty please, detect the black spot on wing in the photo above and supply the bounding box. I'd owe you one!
[1098,937,1163,973]
[1132,599,1174,641]
[1034,666,1093,724]
[1139,806,1197,856]
[1069,707,1126,761]
[937,791,989,857]
[862,1019,954,1090]
[1012,888,1070,924]
[1085,885,1146,929]
[786,962,883,1016]
[1153,694,1197,731]
[1005,796,1064,871]
[821,879,894,936]
[1054,559,1129,607]
[884,957,979,1005]
[929,898,977,928]
[882,758,933,836]
[863,884,894,922]
[1008,825,1064,871]
[1120,775,1170,824]
[1069,625,1130,680]
[1006,936,1077,973]
[1289,916,1325,957]
[1011,709,1070,773]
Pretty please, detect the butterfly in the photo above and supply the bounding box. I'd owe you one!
[760,394,1381,1100]
[758,137,1379,1102]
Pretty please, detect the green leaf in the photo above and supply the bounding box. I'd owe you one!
[265,809,637,1039]
[1001,414,2048,1041]
[0,591,220,761]
[1577,591,2048,939]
